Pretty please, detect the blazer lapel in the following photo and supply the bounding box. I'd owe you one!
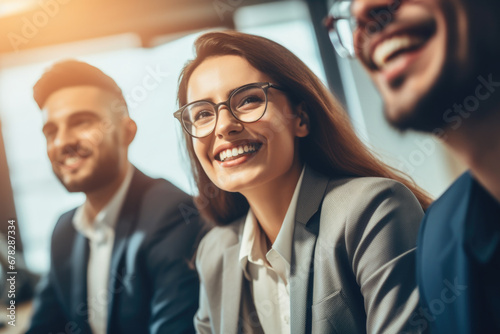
[290,166,329,334]
[221,243,245,334]
[106,168,155,332]
[70,231,91,330]
[106,212,135,318]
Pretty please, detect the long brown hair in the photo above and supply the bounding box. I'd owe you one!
[177,30,431,225]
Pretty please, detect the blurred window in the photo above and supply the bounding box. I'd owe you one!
[0,2,328,274]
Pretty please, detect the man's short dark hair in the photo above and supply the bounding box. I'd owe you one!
[33,60,127,110]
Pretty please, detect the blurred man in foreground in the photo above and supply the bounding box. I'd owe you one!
[328,0,500,332]
[27,60,203,334]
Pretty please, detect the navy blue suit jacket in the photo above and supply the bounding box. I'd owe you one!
[416,171,500,333]
[27,168,204,334]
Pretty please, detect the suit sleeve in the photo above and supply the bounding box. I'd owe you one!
[346,180,426,333]
[26,266,69,333]
[26,215,73,334]
[145,197,203,334]
[193,235,213,334]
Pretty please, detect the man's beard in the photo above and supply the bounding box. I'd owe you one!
[56,155,121,194]
[384,5,500,134]
[385,53,500,134]
[384,62,462,133]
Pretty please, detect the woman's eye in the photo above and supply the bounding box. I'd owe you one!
[239,95,263,108]
[194,110,214,122]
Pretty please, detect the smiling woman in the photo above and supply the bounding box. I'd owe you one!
[175,30,432,334]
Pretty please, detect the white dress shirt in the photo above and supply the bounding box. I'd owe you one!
[239,167,305,334]
[72,164,133,334]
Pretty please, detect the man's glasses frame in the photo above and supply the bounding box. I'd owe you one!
[326,0,357,59]
[326,0,402,59]
[174,82,284,138]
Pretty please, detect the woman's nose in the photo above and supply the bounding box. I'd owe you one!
[215,106,244,139]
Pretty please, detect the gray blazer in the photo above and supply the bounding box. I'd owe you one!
[195,166,425,334]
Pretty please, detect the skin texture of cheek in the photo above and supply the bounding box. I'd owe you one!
[193,139,213,181]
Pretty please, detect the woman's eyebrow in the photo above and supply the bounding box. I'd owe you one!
[227,86,239,97]
[191,85,245,104]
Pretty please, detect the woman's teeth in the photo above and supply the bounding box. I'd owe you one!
[219,144,259,162]
[373,35,426,69]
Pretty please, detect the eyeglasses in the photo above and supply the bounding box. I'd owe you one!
[326,0,401,59]
[325,0,357,58]
[174,82,284,138]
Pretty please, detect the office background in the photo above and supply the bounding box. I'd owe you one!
[0,0,464,275]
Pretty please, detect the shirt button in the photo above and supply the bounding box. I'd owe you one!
[284,315,290,324]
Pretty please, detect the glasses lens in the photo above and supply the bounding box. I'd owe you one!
[335,19,356,57]
[230,86,267,122]
[183,102,216,137]
[329,1,356,58]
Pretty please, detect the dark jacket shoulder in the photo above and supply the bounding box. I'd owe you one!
[419,171,472,236]
[424,171,472,217]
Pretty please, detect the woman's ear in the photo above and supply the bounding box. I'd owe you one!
[295,103,310,138]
